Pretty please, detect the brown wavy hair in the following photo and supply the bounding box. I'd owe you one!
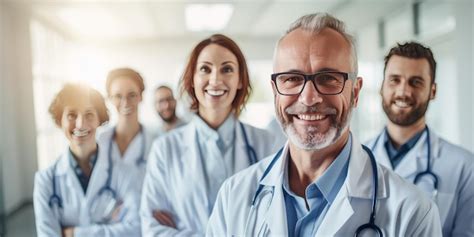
[49,83,109,127]
[106,67,145,95]
[179,34,251,117]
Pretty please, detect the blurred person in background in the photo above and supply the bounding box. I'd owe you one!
[154,85,187,133]
[33,83,141,237]
[97,68,157,188]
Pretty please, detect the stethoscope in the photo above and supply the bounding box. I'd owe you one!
[49,147,119,223]
[109,125,146,166]
[239,122,258,164]
[196,121,258,167]
[246,145,383,237]
[371,126,439,199]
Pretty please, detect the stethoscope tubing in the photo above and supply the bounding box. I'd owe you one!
[249,145,383,236]
[371,127,438,191]
[49,145,116,210]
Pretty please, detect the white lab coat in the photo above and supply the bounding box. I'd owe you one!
[33,147,141,237]
[140,118,279,236]
[207,138,442,237]
[97,124,157,191]
[366,129,474,237]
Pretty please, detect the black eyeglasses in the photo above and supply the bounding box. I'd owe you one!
[271,71,357,96]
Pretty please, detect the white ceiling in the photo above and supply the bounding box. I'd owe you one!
[9,0,413,43]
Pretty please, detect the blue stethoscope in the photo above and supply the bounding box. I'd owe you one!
[239,122,258,164]
[49,147,119,223]
[109,126,146,166]
[371,126,439,198]
[247,145,383,237]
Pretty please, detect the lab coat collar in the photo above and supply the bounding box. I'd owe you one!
[262,181,289,236]
[192,114,236,142]
[382,127,441,178]
[371,130,393,169]
[345,137,388,199]
[257,136,388,236]
[259,142,289,187]
[428,128,441,159]
[258,136,388,199]
[55,145,109,198]
[317,138,388,236]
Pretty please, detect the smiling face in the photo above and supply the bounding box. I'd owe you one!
[61,103,101,150]
[273,28,362,150]
[155,87,177,122]
[109,77,142,118]
[193,43,242,116]
[382,55,436,126]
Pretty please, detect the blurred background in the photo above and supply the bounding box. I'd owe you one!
[0,0,472,236]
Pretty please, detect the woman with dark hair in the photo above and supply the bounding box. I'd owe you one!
[140,34,277,236]
[33,84,141,237]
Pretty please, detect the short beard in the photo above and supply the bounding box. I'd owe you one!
[382,97,429,126]
[159,111,176,123]
[276,91,354,151]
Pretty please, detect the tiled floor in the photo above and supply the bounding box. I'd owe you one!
[4,204,36,237]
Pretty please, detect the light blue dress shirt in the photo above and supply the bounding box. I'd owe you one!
[383,128,424,168]
[283,135,352,237]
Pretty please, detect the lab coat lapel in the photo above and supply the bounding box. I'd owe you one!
[84,147,109,202]
[372,130,394,170]
[316,188,353,236]
[57,150,85,198]
[317,138,388,236]
[183,122,212,216]
[428,129,441,160]
[395,131,428,179]
[262,183,288,236]
[259,145,288,236]
[234,121,251,170]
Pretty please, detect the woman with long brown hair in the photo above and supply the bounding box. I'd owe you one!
[140,34,277,236]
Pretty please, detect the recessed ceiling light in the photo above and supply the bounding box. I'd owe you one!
[185,4,234,32]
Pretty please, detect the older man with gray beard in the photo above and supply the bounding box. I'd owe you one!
[206,13,442,237]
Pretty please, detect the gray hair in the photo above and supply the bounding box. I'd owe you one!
[278,13,358,75]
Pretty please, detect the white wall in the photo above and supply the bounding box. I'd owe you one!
[453,1,473,152]
[0,2,38,213]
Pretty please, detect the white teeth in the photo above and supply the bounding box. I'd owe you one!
[206,90,226,96]
[297,114,326,121]
[73,130,89,137]
[394,100,410,108]
[121,107,133,114]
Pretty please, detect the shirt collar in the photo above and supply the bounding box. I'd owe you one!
[68,147,98,173]
[193,113,236,145]
[384,128,424,158]
[282,134,352,204]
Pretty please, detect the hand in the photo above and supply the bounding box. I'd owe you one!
[152,210,176,228]
[110,201,124,222]
[62,227,74,237]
